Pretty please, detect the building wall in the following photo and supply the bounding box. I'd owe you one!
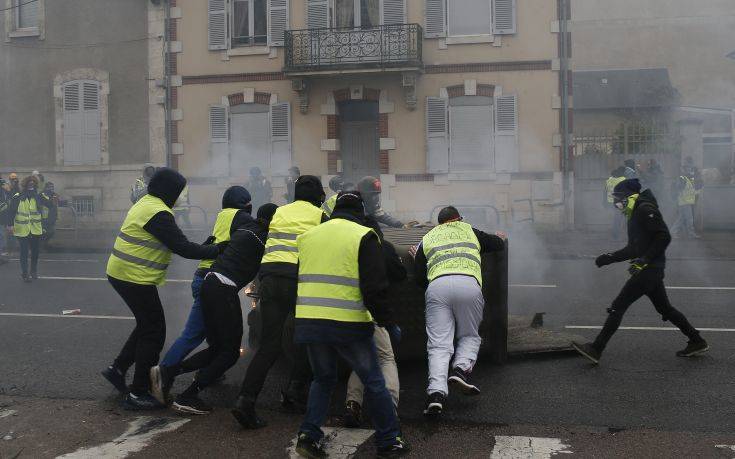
[0,0,164,223]
[175,0,564,226]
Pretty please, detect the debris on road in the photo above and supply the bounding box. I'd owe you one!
[61,309,81,316]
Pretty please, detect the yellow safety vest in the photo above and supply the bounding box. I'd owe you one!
[13,195,43,237]
[606,177,626,203]
[262,200,323,265]
[198,208,239,269]
[322,194,337,217]
[106,194,173,285]
[295,218,375,323]
[678,176,696,206]
[421,221,482,286]
[623,193,639,219]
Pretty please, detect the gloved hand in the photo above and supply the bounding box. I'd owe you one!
[595,253,615,267]
[628,258,648,276]
[203,235,217,245]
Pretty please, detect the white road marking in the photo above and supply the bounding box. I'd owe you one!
[715,444,735,453]
[0,312,134,321]
[56,416,189,459]
[491,436,573,458]
[38,276,190,284]
[566,325,735,332]
[9,258,99,263]
[510,284,557,288]
[667,286,735,291]
[0,409,17,418]
[287,427,374,458]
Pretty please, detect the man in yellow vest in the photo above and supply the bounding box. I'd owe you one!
[606,167,627,240]
[150,186,254,404]
[6,175,52,281]
[292,192,409,458]
[233,175,327,429]
[671,170,700,239]
[103,168,221,410]
[412,206,506,417]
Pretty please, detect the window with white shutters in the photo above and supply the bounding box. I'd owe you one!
[270,102,292,176]
[232,0,268,47]
[381,0,405,25]
[307,0,331,29]
[231,109,270,177]
[493,0,516,34]
[426,97,449,173]
[449,102,494,172]
[424,0,446,37]
[15,0,39,29]
[62,80,101,166]
[425,0,516,39]
[208,0,228,50]
[494,94,519,172]
[448,0,491,36]
[268,0,289,46]
[209,105,229,143]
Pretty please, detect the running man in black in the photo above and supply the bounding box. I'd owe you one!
[572,178,708,364]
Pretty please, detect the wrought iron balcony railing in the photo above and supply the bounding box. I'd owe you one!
[284,24,422,73]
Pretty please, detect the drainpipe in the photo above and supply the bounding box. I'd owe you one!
[559,0,571,228]
[163,0,172,168]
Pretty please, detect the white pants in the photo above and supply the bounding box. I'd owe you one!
[346,326,400,407]
[425,275,485,396]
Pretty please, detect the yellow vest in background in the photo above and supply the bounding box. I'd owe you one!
[198,208,240,269]
[13,196,43,237]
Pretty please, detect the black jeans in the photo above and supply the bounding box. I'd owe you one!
[240,274,311,399]
[593,268,702,351]
[108,276,166,394]
[18,235,40,276]
[179,275,243,388]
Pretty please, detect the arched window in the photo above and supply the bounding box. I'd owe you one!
[62,80,101,165]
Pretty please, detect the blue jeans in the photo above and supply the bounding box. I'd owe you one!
[160,273,206,367]
[673,204,696,237]
[300,338,400,448]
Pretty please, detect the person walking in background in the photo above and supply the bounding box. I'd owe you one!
[605,167,627,240]
[7,172,20,195]
[6,175,52,282]
[150,185,255,405]
[322,175,344,217]
[0,175,10,263]
[131,164,156,204]
[357,176,406,228]
[411,206,506,417]
[40,182,59,249]
[284,166,300,203]
[102,168,222,410]
[671,169,700,239]
[247,167,273,211]
[573,178,708,364]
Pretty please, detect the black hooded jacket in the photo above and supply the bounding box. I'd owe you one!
[142,168,219,260]
[220,186,255,234]
[211,219,268,289]
[609,189,670,268]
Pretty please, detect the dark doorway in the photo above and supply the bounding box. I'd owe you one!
[339,100,379,183]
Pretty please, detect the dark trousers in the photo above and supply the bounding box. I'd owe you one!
[240,274,311,399]
[179,275,243,388]
[108,276,166,394]
[593,268,702,351]
[18,235,40,276]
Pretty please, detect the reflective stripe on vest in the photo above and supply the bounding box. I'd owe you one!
[295,218,375,323]
[262,200,323,265]
[13,196,43,237]
[106,194,173,285]
[678,176,696,206]
[421,221,482,286]
[322,194,337,217]
[198,208,239,269]
[606,176,626,203]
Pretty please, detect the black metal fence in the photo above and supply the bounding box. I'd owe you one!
[284,23,422,72]
[573,123,681,157]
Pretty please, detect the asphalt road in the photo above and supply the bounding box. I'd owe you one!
[1,245,734,457]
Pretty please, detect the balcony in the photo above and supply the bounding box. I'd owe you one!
[284,24,423,75]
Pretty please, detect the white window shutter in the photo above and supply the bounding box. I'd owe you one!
[382,0,406,25]
[268,0,289,47]
[494,94,519,172]
[424,0,446,38]
[210,105,229,143]
[270,102,292,175]
[426,97,449,173]
[493,0,516,35]
[81,82,101,164]
[208,0,228,50]
[307,0,330,29]
[63,83,83,166]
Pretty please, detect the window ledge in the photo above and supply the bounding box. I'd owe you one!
[9,27,40,38]
[445,35,494,45]
[448,172,497,181]
[227,46,271,57]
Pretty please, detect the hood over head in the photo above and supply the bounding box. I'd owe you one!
[636,188,659,207]
[147,167,186,208]
[222,185,252,210]
[294,175,325,206]
[612,178,641,198]
[331,191,366,222]
[257,203,278,222]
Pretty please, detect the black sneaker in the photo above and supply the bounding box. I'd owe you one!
[423,392,445,417]
[150,365,174,405]
[572,341,601,364]
[31,272,38,280]
[295,433,326,459]
[101,365,128,394]
[22,274,31,283]
[676,340,709,357]
[122,392,165,411]
[377,437,411,458]
[281,381,309,413]
[343,400,362,428]
[172,394,212,415]
[231,396,267,429]
[448,367,480,396]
